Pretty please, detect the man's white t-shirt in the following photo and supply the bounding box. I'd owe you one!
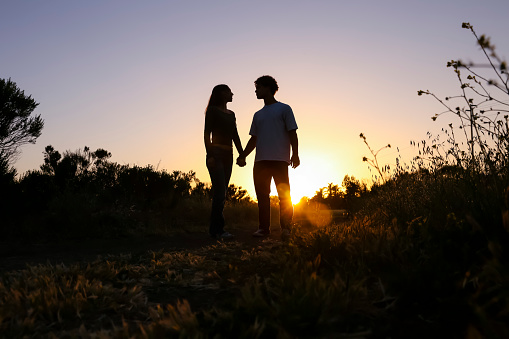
[249,102,298,164]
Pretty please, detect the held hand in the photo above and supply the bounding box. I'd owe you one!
[290,154,300,169]
[236,157,247,167]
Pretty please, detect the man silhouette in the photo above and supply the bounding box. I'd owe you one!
[238,75,300,238]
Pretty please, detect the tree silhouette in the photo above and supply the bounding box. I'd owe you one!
[226,184,250,203]
[0,78,44,164]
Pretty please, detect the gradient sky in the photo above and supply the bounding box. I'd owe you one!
[2,1,508,201]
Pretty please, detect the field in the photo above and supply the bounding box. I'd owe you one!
[1,183,508,338]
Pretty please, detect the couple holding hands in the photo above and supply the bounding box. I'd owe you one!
[204,75,299,239]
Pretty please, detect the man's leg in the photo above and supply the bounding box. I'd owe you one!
[274,161,293,230]
[253,161,272,232]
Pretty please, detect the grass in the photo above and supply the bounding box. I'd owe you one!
[2,202,508,338]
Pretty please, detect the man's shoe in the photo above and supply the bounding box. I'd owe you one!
[252,229,270,237]
[281,229,291,240]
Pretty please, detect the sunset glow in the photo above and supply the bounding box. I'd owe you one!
[289,152,345,202]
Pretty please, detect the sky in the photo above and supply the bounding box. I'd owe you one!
[1,0,508,202]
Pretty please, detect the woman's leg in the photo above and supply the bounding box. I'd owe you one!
[221,154,233,233]
[207,156,226,236]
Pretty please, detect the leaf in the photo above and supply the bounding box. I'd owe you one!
[462,22,472,29]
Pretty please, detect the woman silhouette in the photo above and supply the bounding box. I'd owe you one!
[204,84,244,239]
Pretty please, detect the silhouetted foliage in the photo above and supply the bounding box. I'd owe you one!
[311,187,326,205]
[191,180,211,199]
[360,133,391,183]
[2,145,216,239]
[344,25,509,336]
[226,184,250,204]
[307,176,366,213]
[418,22,509,174]
[0,78,43,224]
[0,78,43,164]
[0,151,18,221]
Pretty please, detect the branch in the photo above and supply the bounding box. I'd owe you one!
[462,22,509,94]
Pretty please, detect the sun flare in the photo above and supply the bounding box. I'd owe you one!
[290,152,344,203]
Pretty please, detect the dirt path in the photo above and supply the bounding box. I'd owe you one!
[0,226,283,272]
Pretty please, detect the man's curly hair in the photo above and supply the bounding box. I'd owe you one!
[255,75,279,95]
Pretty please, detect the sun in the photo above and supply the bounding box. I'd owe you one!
[289,152,343,203]
[290,171,322,203]
[228,150,350,204]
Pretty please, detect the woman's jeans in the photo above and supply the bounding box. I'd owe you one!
[206,148,233,236]
[253,160,293,232]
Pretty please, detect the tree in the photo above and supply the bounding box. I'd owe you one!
[0,78,44,164]
[324,183,345,210]
[311,187,326,206]
[40,145,112,178]
[191,180,211,199]
[342,175,367,213]
[342,175,364,198]
[226,184,251,203]
[325,183,340,199]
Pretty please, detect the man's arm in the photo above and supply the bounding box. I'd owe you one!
[289,129,300,168]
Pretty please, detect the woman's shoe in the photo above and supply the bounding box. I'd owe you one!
[217,231,234,239]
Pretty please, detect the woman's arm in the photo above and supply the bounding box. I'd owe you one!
[241,135,257,159]
[232,127,243,156]
[204,131,213,154]
[204,110,213,154]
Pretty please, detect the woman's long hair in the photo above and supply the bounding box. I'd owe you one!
[205,84,230,114]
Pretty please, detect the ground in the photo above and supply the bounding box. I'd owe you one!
[0,225,292,325]
[0,225,283,272]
